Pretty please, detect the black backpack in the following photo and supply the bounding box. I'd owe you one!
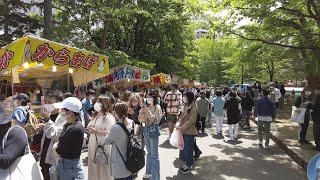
[115,121,145,174]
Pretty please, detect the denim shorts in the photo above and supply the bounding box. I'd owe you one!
[56,158,84,180]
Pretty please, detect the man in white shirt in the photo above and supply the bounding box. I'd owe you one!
[269,82,282,108]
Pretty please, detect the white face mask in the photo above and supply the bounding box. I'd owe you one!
[59,111,67,118]
[44,104,55,113]
[94,102,102,112]
[305,91,312,96]
[146,98,154,105]
[183,97,188,104]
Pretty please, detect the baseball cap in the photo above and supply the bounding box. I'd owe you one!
[13,93,30,102]
[0,102,12,125]
[53,97,82,113]
[308,153,320,180]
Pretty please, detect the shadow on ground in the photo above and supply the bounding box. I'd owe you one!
[165,143,305,180]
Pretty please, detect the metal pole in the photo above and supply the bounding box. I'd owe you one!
[11,68,14,110]
[85,71,88,91]
[67,73,70,92]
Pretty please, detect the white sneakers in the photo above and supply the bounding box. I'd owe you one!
[143,174,152,179]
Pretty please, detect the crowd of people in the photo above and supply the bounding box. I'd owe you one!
[1,81,320,180]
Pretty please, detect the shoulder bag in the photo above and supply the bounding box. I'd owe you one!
[0,126,43,180]
[93,117,109,164]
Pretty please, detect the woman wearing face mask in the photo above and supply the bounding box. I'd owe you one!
[295,86,313,145]
[87,96,115,180]
[54,97,85,180]
[138,91,162,180]
[128,93,142,124]
[177,91,198,173]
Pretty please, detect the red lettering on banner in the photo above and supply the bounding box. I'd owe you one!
[0,50,14,71]
[70,52,85,68]
[83,55,99,70]
[32,43,54,62]
[54,48,70,65]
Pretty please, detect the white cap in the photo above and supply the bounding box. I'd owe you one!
[53,97,82,113]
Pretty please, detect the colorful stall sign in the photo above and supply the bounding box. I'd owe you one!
[0,35,109,74]
[148,73,171,87]
[104,65,150,84]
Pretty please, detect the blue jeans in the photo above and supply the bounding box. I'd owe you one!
[114,176,133,180]
[179,134,195,167]
[208,110,212,123]
[56,158,84,180]
[143,126,160,180]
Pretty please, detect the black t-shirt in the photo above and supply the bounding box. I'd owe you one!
[56,121,84,159]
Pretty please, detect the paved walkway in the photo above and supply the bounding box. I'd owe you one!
[81,121,306,180]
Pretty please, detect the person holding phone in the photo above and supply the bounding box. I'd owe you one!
[138,91,162,180]
[128,93,142,125]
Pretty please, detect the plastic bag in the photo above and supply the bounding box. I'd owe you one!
[270,123,278,132]
[170,129,184,150]
[291,106,307,124]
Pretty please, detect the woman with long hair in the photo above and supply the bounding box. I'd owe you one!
[87,96,115,180]
[128,93,142,124]
[105,102,134,180]
[177,91,198,173]
[138,91,162,179]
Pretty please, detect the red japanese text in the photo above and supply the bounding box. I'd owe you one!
[32,43,54,62]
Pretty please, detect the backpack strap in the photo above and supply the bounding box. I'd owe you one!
[115,121,133,165]
[116,121,130,137]
[2,126,29,154]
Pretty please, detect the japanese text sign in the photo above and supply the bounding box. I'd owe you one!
[0,35,109,74]
[104,65,150,84]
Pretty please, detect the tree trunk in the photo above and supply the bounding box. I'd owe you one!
[43,0,53,39]
[101,20,108,50]
[3,0,9,42]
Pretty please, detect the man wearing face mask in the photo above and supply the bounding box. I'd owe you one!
[196,91,210,134]
[295,86,313,145]
[82,89,96,127]
[38,90,65,180]
[12,93,30,126]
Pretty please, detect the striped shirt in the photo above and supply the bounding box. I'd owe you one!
[164,90,183,114]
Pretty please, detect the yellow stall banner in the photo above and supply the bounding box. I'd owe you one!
[147,73,171,87]
[0,35,109,74]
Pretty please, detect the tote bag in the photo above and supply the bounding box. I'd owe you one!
[0,126,43,180]
[291,106,307,124]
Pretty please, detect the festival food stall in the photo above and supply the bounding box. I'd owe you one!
[189,80,201,87]
[103,65,150,90]
[139,73,172,89]
[0,35,109,112]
